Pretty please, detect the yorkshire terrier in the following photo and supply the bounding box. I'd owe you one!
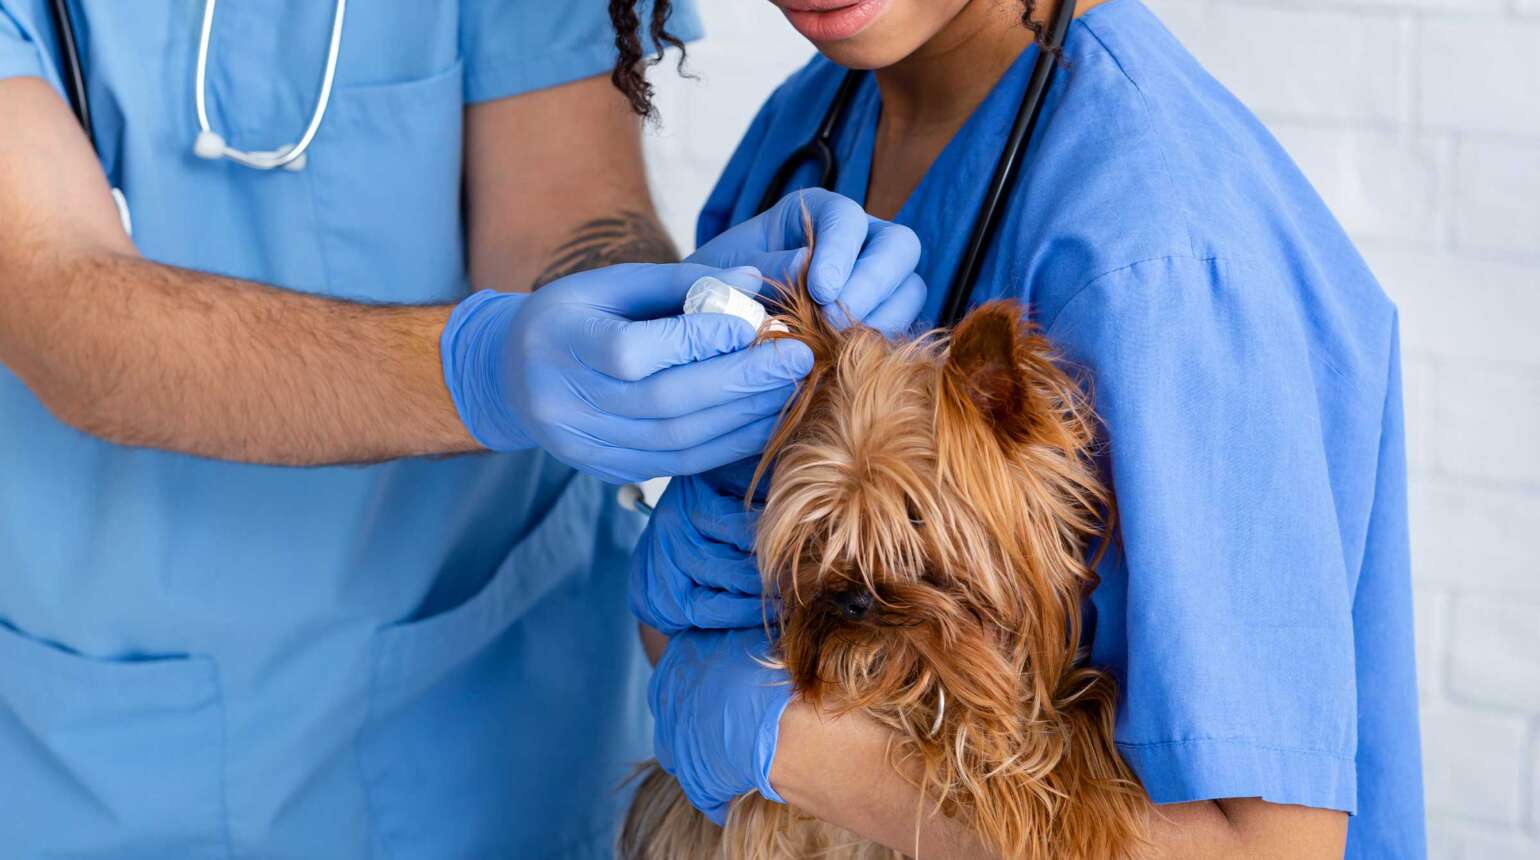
[622,249,1149,859]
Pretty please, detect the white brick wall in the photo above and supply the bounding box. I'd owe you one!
[1454,139,1540,257]
[642,1,1540,855]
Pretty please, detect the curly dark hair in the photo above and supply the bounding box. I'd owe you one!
[607,1,1049,119]
[608,0,687,120]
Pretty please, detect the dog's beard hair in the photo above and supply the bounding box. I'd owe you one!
[623,214,1149,859]
[755,310,1147,860]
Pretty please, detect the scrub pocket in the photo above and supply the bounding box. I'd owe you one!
[0,620,228,858]
[307,60,467,304]
[357,475,649,857]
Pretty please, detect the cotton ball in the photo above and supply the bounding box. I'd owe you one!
[684,276,788,334]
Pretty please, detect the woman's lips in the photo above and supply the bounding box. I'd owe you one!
[779,0,888,42]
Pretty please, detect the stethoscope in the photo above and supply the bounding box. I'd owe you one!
[46,0,349,236]
[756,0,1076,330]
[50,0,1068,512]
[620,0,1076,516]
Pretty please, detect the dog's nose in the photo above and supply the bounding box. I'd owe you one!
[827,589,874,621]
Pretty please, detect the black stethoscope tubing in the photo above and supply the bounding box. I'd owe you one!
[47,0,94,149]
[53,0,1072,323]
[756,0,1077,329]
[755,69,865,217]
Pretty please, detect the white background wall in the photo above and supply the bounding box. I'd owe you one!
[643,1,1540,856]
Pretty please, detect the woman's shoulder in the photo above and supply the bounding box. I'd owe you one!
[1023,1,1393,339]
[1041,0,1282,262]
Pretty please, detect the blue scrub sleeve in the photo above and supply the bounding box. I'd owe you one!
[1048,255,1359,814]
[459,0,703,103]
[0,4,43,82]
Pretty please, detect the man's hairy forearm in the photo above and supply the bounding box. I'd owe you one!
[0,75,682,468]
[2,206,678,466]
[1,247,475,466]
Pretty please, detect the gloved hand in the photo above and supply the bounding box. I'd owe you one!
[443,190,927,484]
[650,626,792,825]
[629,473,768,636]
[442,264,813,484]
[689,188,926,335]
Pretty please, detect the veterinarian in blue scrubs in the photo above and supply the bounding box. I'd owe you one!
[0,1,928,857]
[637,0,1423,856]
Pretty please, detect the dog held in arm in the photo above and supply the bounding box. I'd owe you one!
[623,245,1150,859]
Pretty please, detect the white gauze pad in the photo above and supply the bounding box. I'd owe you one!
[683,276,788,334]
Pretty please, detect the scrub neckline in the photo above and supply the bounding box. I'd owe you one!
[836,0,1120,225]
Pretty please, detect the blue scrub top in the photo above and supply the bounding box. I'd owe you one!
[701,1,1423,856]
[0,1,700,857]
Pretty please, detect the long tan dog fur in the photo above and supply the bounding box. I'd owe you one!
[622,238,1149,859]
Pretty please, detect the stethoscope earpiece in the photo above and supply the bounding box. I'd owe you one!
[192,131,308,172]
[192,129,225,160]
[49,0,339,183]
[282,151,307,172]
[189,0,344,173]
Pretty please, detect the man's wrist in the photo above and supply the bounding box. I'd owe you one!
[439,290,534,452]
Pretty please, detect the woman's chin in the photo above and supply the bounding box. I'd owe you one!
[809,35,915,72]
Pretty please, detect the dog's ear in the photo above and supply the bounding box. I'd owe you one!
[943,300,1097,456]
[943,301,1040,442]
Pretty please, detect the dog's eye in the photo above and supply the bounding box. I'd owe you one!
[826,589,874,621]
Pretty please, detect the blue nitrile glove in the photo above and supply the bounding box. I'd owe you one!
[628,191,932,622]
[689,188,926,335]
[444,191,925,484]
[650,626,792,825]
[441,263,814,484]
[630,472,768,636]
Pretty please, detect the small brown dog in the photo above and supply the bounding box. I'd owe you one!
[622,257,1149,859]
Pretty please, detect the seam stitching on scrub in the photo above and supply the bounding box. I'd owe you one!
[300,151,338,291]
[1042,252,1223,333]
[210,659,237,857]
[1078,11,1203,263]
[0,7,48,82]
[1345,307,1401,605]
[463,42,616,103]
[461,0,706,101]
[1115,737,1355,762]
[1046,255,1374,397]
[353,649,385,858]
[1073,11,1381,398]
